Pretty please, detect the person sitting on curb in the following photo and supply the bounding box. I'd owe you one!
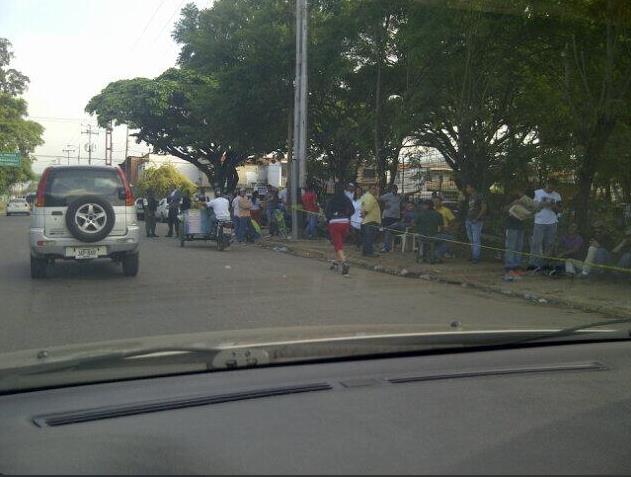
[572,223,612,278]
[553,223,585,277]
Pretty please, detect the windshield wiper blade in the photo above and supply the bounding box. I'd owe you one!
[499,317,631,346]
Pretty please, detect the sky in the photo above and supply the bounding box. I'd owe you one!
[1,0,208,173]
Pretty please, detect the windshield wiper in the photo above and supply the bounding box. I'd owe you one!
[499,317,631,346]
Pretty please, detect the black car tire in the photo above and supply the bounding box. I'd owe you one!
[30,256,47,279]
[122,252,139,277]
[65,195,115,243]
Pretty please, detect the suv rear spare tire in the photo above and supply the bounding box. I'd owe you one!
[122,252,139,277]
[65,195,115,243]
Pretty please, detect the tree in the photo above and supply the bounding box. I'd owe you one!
[344,0,412,189]
[527,0,631,231]
[402,1,540,192]
[0,39,43,196]
[136,164,197,199]
[86,68,244,192]
[307,0,372,184]
[173,0,295,158]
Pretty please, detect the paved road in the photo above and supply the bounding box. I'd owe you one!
[0,215,603,353]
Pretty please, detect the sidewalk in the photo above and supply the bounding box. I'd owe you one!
[258,235,631,319]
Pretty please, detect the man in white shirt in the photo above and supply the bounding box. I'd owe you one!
[529,179,562,269]
[208,194,231,221]
[206,192,231,237]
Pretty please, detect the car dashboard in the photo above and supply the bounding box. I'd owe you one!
[1,340,631,474]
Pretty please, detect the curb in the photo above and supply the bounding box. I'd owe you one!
[258,239,630,320]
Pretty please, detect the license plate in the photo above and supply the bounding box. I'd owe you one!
[66,247,105,259]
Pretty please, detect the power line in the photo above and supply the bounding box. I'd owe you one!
[130,0,169,51]
[153,0,187,43]
[28,116,98,123]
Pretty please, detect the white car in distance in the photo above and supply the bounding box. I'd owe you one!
[6,198,31,216]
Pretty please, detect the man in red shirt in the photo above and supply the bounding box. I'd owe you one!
[302,185,319,239]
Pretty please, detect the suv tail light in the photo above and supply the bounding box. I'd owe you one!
[35,167,51,207]
[116,167,135,206]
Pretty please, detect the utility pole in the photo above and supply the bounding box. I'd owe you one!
[62,145,76,166]
[81,124,99,165]
[291,0,308,240]
[104,121,113,166]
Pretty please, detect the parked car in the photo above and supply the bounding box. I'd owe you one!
[29,165,140,279]
[135,198,145,221]
[157,197,169,222]
[6,198,31,216]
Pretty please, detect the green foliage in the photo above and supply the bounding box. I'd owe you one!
[0,38,43,195]
[136,164,197,199]
[85,0,631,235]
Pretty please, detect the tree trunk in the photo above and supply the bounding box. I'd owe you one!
[373,55,385,191]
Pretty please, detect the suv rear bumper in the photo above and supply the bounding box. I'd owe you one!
[30,226,140,259]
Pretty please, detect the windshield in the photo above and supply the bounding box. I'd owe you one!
[1,0,631,388]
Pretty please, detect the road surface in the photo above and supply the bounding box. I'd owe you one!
[0,215,602,353]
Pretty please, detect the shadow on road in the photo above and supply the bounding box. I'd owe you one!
[44,259,129,281]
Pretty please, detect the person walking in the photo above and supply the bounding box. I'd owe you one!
[166,187,182,238]
[528,179,562,271]
[302,185,319,239]
[361,184,381,257]
[464,184,488,264]
[237,190,253,244]
[325,183,355,275]
[144,190,159,238]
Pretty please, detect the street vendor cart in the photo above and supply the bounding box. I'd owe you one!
[178,208,232,251]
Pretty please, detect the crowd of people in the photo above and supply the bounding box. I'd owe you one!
[141,180,631,282]
[317,180,631,281]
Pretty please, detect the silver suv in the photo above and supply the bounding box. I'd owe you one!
[29,165,140,279]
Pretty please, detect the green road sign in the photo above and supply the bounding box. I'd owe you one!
[0,152,21,168]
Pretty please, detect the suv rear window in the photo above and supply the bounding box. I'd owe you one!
[44,169,124,207]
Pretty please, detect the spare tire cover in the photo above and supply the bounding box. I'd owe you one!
[65,195,116,243]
